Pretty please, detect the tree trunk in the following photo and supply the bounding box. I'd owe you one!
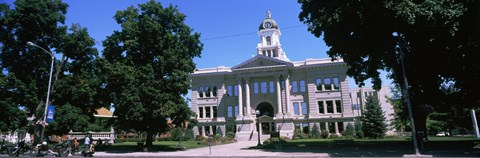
[145,131,154,147]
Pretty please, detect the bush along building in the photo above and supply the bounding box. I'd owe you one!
[190,11,395,141]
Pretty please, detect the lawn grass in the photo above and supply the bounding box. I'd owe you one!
[252,136,480,157]
[102,139,236,153]
[103,140,209,153]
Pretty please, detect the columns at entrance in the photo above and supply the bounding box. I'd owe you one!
[276,77,282,116]
[285,75,291,115]
[245,78,251,117]
[237,79,243,117]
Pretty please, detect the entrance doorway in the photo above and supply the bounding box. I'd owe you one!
[256,102,275,135]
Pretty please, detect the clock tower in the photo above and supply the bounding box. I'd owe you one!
[257,11,289,61]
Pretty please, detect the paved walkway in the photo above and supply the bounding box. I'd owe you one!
[94,141,330,157]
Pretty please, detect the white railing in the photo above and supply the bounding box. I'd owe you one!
[68,128,115,144]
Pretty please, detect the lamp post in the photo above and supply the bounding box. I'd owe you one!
[396,35,420,155]
[256,110,261,146]
[27,41,54,142]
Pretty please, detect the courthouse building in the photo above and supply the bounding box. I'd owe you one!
[190,11,394,141]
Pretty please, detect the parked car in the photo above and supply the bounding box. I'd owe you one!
[436,132,448,136]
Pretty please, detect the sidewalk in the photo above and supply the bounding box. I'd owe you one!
[94,141,330,157]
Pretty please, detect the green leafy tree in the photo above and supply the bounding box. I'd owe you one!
[362,96,387,139]
[298,0,479,144]
[1,0,103,138]
[426,112,449,135]
[387,85,409,133]
[0,0,68,128]
[102,0,202,146]
[0,73,28,132]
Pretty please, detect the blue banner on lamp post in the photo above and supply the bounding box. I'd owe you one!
[46,105,55,123]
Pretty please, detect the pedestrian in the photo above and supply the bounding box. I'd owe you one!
[73,137,78,149]
[84,135,90,152]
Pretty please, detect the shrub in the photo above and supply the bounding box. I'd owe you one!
[216,127,223,137]
[195,135,206,141]
[263,136,289,144]
[170,127,183,141]
[310,124,320,138]
[356,130,364,138]
[293,128,304,139]
[321,130,329,138]
[185,128,194,141]
[226,132,235,139]
[345,123,355,137]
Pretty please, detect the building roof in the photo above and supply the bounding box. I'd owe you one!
[94,107,114,118]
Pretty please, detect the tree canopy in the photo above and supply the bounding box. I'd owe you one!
[0,0,102,136]
[101,0,202,146]
[298,0,480,140]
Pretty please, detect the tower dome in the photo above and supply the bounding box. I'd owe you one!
[258,10,279,30]
[256,11,289,61]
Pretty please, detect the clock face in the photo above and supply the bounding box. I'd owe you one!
[264,22,272,28]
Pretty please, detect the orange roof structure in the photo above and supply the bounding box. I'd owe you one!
[94,107,114,118]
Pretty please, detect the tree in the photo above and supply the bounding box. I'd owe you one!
[0,0,68,127]
[0,73,28,132]
[362,96,387,139]
[102,0,202,146]
[1,0,103,137]
[299,0,479,145]
[387,85,409,133]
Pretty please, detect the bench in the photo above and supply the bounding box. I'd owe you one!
[333,139,354,144]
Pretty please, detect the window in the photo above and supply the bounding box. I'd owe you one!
[324,78,332,90]
[213,106,217,118]
[326,100,334,113]
[333,77,339,90]
[269,81,274,93]
[293,102,300,115]
[320,122,326,130]
[299,80,306,92]
[292,80,298,93]
[205,106,211,118]
[301,102,308,115]
[199,86,204,98]
[318,101,324,114]
[254,82,259,94]
[261,82,267,94]
[227,106,233,118]
[199,107,204,118]
[227,85,233,96]
[234,105,239,117]
[316,78,322,91]
[266,36,271,45]
[213,87,217,96]
[234,85,239,96]
[273,50,277,57]
[335,100,342,113]
[262,50,266,56]
[205,87,211,97]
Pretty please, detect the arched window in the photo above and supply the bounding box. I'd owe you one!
[266,36,271,46]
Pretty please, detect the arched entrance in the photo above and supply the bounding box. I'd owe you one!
[256,102,275,135]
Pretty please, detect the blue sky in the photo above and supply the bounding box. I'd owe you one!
[5,0,393,88]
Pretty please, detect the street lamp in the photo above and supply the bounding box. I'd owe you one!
[256,110,261,146]
[27,41,54,142]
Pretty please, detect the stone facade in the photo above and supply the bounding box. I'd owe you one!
[189,11,395,141]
